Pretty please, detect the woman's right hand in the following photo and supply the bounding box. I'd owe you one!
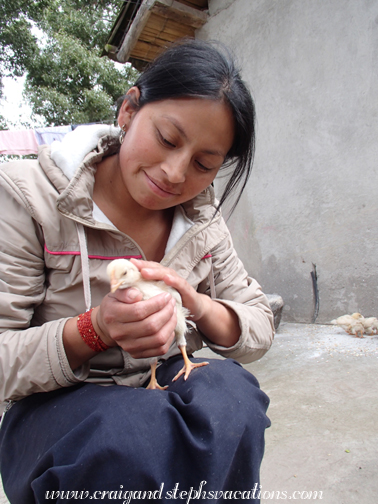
[92,287,178,359]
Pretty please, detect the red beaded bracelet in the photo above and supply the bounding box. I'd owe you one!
[77,308,110,352]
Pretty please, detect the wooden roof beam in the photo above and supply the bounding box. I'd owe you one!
[153,0,207,28]
[116,0,208,63]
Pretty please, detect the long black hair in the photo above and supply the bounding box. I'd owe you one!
[120,39,256,212]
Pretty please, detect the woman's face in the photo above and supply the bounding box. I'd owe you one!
[117,89,234,211]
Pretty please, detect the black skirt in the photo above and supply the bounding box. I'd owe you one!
[0,356,270,503]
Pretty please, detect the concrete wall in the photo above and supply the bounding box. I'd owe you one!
[197,0,378,323]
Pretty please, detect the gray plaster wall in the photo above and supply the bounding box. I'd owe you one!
[197,0,378,323]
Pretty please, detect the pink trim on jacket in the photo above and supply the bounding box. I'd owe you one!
[44,244,143,261]
[44,244,212,261]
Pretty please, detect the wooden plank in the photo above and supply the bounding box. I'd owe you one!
[130,40,165,61]
[140,28,195,45]
[116,0,207,64]
[117,0,155,63]
[152,0,207,28]
[143,12,167,32]
[141,26,193,43]
[143,13,194,37]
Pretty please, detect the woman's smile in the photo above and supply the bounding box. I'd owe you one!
[143,171,181,198]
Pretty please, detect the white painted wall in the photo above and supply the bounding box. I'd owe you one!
[197,0,378,323]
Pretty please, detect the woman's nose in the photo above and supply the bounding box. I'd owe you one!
[161,152,188,183]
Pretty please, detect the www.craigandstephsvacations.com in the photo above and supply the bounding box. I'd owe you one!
[45,481,324,502]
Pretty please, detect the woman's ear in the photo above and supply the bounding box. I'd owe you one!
[118,87,141,128]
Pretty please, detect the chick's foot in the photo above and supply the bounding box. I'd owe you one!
[146,360,168,390]
[172,345,209,382]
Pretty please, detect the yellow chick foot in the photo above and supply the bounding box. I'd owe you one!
[146,360,168,390]
[172,346,209,382]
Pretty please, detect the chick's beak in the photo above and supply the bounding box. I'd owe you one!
[110,281,121,293]
[109,271,123,293]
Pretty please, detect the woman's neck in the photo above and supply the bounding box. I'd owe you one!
[93,153,147,221]
[93,154,174,261]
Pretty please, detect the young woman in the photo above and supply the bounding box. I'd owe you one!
[0,40,274,503]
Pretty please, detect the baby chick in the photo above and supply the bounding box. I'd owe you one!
[346,321,365,338]
[106,258,208,390]
[331,313,365,338]
[361,317,378,336]
[331,313,362,329]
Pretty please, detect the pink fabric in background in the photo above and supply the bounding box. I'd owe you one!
[0,129,39,155]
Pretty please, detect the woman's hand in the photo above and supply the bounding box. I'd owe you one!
[93,286,178,359]
[129,258,241,348]
[63,283,178,371]
[129,258,206,321]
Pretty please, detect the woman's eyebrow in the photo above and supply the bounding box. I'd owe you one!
[162,115,188,139]
[161,115,226,158]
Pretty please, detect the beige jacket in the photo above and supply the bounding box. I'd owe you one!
[0,126,274,408]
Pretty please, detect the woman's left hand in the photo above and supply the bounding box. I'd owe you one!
[130,258,240,348]
[130,258,208,322]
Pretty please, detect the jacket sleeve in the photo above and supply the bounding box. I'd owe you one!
[0,183,89,403]
[198,229,275,364]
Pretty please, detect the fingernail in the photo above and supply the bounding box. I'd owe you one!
[128,288,140,299]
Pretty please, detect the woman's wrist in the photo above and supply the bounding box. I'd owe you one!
[75,309,110,352]
[194,295,241,348]
[91,306,117,348]
[189,292,212,322]
[63,306,117,371]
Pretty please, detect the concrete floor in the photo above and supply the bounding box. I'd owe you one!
[1,323,377,504]
[0,479,6,504]
[232,323,378,504]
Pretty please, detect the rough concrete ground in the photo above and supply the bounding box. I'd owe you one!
[199,322,378,504]
[0,479,6,504]
[1,323,377,504]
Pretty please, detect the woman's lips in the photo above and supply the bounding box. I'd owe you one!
[144,172,180,197]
